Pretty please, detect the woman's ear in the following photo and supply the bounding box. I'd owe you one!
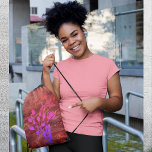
[82,27,87,37]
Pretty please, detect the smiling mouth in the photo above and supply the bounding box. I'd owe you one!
[70,44,80,52]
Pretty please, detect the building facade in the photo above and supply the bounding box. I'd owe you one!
[30,0,73,18]
[9,0,143,130]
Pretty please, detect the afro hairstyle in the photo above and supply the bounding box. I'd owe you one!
[44,1,88,37]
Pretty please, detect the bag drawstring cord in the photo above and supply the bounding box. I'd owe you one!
[53,63,88,135]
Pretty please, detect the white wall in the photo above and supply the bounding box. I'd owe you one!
[116,76,143,119]
[30,0,74,18]
[9,83,26,112]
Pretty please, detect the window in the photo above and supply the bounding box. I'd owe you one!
[115,1,143,69]
[31,7,38,15]
[83,0,143,71]
[15,38,22,63]
[136,0,143,66]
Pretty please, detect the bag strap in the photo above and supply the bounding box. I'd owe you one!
[54,64,82,102]
[53,63,88,134]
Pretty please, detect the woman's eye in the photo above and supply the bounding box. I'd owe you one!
[73,33,78,37]
[62,39,67,43]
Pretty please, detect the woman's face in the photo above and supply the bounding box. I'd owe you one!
[58,22,90,59]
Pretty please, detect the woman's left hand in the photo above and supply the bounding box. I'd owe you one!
[70,97,102,113]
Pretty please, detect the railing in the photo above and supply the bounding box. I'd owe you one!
[15,89,49,152]
[16,99,24,152]
[17,88,29,152]
[125,91,143,141]
[18,88,29,98]
[115,8,143,16]
[15,89,144,151]
[10,125,48,152]
[18,88,29,127]
[102,117,143,152]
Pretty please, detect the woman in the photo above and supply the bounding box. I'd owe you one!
[43,1,123,152]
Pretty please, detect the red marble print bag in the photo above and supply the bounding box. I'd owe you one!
[23,86,69,150]
[23,64,88,150]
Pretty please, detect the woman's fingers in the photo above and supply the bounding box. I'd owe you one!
[48,54,55,58]
[45,54,54,59]
[43,54,55,74]
[44,54,55,62]
[71,102,82,108]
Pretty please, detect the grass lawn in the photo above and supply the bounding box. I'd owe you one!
[107,125,143,152]
[9,111,28,152]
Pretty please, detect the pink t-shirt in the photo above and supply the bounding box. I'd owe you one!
[52,54,120,136]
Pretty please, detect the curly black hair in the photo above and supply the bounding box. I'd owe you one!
[44,1,88,37]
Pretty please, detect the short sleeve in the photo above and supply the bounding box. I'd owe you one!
[107,59,120,80]
[52,63,60,80]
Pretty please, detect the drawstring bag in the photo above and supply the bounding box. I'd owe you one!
[23,63,88,150]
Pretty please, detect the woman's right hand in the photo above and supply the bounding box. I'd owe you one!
[43,54,55,74]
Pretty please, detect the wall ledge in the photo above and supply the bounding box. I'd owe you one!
[26,66,143,77]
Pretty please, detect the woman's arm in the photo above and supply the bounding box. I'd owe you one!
[42,54,61,101]
[43,72,61,101]
[52,78,61,101]
[98,72,123,112]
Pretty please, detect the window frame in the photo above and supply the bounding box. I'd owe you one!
[31,7,38,15]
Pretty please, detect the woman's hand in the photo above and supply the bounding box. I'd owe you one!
[43,54,55,74]
[70,97,102,113]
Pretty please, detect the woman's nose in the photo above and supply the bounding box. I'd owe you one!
[68,37,75,46]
